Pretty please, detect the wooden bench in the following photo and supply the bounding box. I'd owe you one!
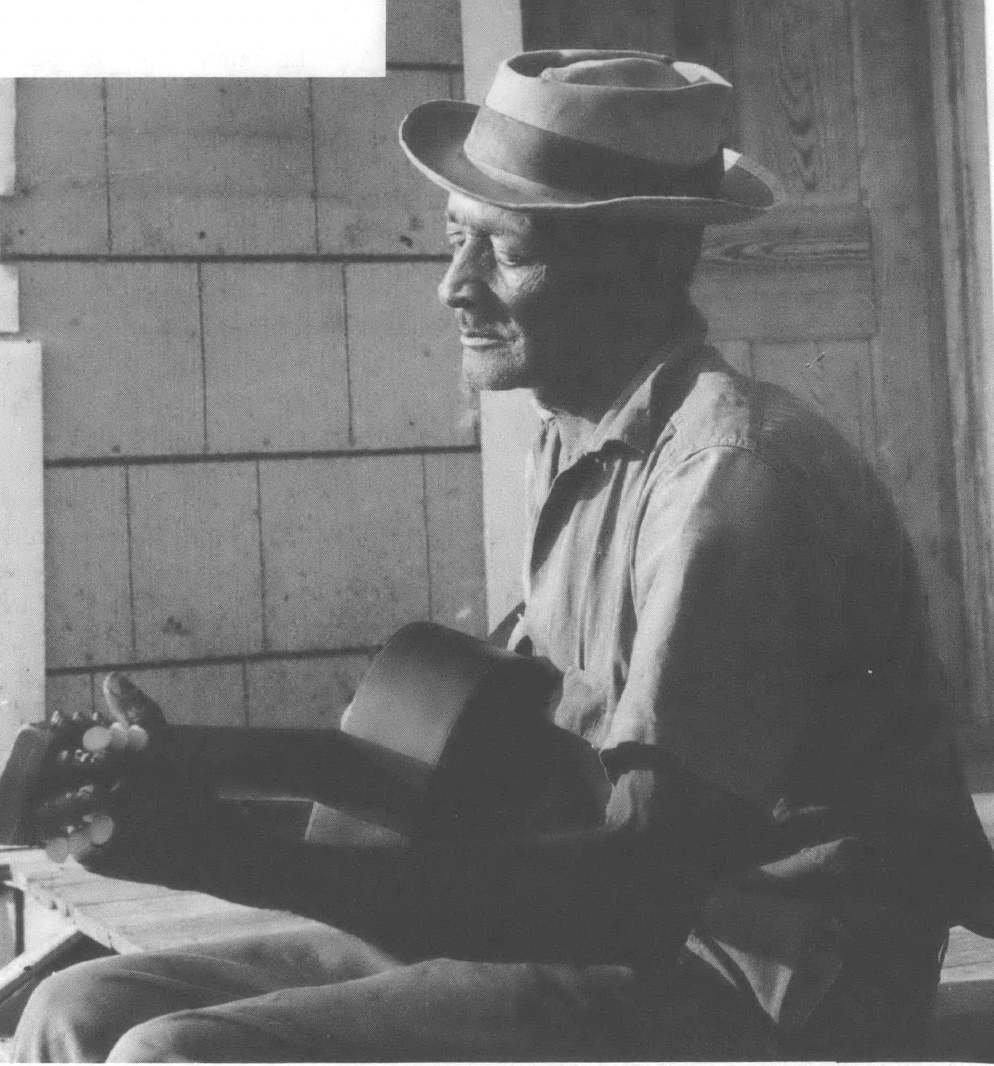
[0,843,328,1040]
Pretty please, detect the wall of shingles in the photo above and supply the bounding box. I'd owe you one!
[0,0,487,731]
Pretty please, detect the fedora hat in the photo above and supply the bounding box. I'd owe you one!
[400,49,783,224]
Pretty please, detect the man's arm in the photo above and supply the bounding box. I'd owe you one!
[194,755,771,964]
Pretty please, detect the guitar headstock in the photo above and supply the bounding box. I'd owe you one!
[20,673,167,863]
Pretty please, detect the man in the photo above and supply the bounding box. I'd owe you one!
[13,49,994,1061]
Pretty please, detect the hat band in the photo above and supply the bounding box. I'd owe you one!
[464,106,724,200]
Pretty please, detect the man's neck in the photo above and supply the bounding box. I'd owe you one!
[533,318,689,460]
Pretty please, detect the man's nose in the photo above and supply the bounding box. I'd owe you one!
[438,244,484,309]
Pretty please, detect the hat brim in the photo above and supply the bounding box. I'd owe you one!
[400,100,784,224]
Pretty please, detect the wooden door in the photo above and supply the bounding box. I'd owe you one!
[508,0,969,714]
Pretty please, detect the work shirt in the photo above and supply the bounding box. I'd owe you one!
[515,317,994,1036]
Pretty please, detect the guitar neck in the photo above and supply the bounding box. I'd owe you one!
[166,725,432,833]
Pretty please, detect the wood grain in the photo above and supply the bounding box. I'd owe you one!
[201,263,349,454]
[696,205,875,341]
[23,262,202,460]
[346,262,477,448]
[313,71,453,255]
[259,455,429,651]
[751,340,870,453]
[694,260,874,342]
[733,0,860,203]
[703,203,870,269]
[45,467,132,669]
[5,851,321,956]
[106,80,315,256]
[852,0,967,703]
[424,452,487,636]
[0,80,108,255]
[44,673,94,724]
[129,463,263,661]
[928,0,994,722]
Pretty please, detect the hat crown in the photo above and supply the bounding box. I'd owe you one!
[484,50,731,166]
[539,55,688,89]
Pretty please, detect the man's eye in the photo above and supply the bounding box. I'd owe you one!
[446,232,465,249]
[493,246,531,267]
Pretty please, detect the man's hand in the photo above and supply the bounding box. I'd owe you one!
[54,675,221,891]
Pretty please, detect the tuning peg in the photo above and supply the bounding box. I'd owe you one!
[103,673,166,732]
[66,826,92,857]
[82,726,112,753]
[126,725,149,752]
[83,812,114,845]
[108,723,130,751]
[44,837,70,864]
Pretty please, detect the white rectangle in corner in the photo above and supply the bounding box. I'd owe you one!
[0,341,44,756]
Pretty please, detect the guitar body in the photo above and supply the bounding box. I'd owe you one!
[0,623,608,855]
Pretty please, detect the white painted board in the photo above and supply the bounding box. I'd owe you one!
[0,341,44,755]
[0,79,14,196]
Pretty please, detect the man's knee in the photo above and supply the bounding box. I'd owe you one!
[12,957,129,1062]
[108,1016,200,1063]
[108,1011,312,1064]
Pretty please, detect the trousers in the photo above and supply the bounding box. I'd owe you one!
[11,925,781,1062]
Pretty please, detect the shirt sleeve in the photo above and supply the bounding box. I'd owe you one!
[601,444,822,811]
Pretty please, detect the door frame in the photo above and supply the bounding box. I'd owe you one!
[928,0,994,724]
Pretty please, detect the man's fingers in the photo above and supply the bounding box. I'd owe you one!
[102,673,167,732]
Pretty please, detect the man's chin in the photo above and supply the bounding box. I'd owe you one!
[461,348,528,392]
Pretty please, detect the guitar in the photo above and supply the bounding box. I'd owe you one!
[0,622,608,862]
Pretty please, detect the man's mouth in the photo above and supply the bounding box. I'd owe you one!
[459,331,507,348]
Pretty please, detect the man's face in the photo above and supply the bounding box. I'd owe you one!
[439,192,633,397]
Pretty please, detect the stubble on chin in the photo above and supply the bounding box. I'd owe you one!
[460,345,528,393]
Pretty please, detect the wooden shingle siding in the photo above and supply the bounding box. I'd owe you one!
[24,262,202,460]
[45,467,132,670]
[128,464,263,662]
[44,674,94,725]
[312,72,453,255]
[6,2,484,730]
[1,79,108,255]
[246,655,373,730]
[259,455,430,651]
[116,663,246,727]
[424,452,487,636]
[387,0,463,65]
[106,80,316,256]
[201,263,350,454]
[346,262,476,448]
